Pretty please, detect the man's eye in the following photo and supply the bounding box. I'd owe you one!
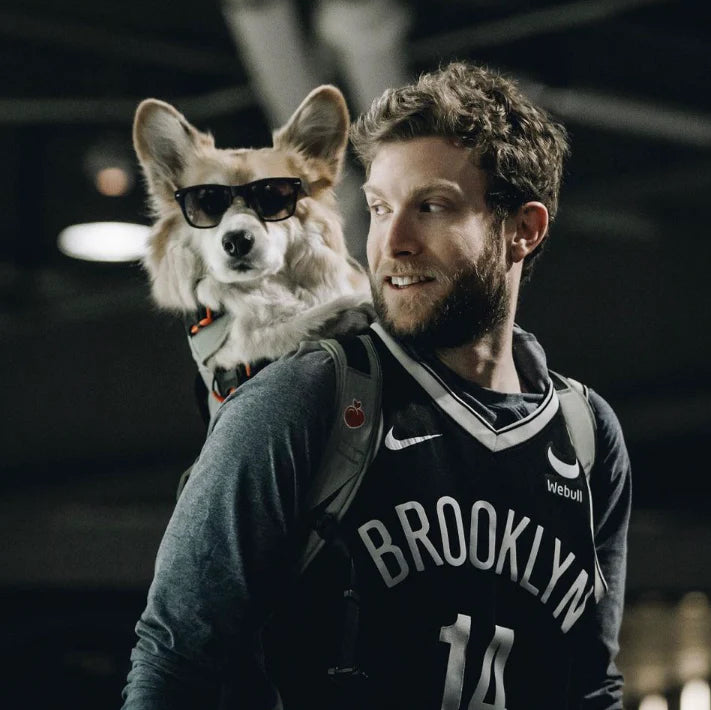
[368,203,388,216]
[420,201,446,213]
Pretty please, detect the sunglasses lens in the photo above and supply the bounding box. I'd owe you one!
[183,186,232,227]
[250,179,299,221]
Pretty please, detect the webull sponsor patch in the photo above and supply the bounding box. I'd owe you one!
[545,478,583,503]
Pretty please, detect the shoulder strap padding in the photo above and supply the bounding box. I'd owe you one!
[549,370,596,478]
[298,334,382,574]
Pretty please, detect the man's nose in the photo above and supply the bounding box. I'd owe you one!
[384,210,420,257]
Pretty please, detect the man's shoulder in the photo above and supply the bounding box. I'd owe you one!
[551,379,627,463]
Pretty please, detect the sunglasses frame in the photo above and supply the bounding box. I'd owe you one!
[174,177,308,229]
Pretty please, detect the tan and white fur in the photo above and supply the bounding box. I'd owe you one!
[133,86,370,372]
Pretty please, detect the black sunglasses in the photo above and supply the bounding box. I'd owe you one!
[174,177,308,228]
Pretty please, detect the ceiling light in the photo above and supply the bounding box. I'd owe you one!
[681,679,710,710]
[639,694,668,710]
[57,222,150,263]
[84,136,135,197]
[95,166,132,197]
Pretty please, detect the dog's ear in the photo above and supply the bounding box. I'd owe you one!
[272,85,349,182]
[133,99,213,207]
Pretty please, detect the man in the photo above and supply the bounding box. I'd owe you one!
[123,62,631,709]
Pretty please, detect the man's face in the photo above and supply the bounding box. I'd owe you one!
[365,136,509,349]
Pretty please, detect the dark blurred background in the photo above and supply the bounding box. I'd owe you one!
[1,1,709,708]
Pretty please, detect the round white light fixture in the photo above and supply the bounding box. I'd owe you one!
[58,222,150,263]
[681,679,710,710]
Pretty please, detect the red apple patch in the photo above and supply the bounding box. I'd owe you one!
[343,399,365,429]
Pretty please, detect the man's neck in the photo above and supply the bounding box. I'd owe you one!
[434,320,521,393]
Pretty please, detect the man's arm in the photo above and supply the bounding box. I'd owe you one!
[572,390,632,709]
[121,349,336,709]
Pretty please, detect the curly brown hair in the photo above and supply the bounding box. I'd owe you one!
[350,62,570,278]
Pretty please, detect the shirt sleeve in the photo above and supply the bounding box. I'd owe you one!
[571,389,632,709]
[121,347,336,709]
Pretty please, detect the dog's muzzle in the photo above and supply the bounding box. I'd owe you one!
[222,229,255,258]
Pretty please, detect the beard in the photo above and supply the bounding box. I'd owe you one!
[371,237,509,351]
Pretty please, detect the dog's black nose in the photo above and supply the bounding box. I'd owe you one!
[222,230,255,258]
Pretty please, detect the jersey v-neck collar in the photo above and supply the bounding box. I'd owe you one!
[371,322,560,452]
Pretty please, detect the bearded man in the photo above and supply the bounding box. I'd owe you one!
[123,62,630,710]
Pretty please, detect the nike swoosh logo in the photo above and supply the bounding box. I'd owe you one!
[547,445,580,479]
[385,427,442,451]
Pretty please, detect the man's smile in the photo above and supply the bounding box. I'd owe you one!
[386,274,437,289]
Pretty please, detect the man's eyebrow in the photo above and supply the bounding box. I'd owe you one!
[362,179,463,198]
[410,179,463,199]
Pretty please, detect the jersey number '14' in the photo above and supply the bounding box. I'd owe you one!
[439,614,514,710]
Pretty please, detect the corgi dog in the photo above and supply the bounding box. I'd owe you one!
[133,86,371,412]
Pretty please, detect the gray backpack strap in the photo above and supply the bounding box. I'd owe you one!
[551,370,606,601]
[298,334,383,574]
[550,370,596,478]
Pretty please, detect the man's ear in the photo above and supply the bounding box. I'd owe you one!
[509,202,549,263]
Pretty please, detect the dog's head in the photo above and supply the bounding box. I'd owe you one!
[133,86,353,311]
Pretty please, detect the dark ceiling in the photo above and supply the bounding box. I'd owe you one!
[1,0,709,511]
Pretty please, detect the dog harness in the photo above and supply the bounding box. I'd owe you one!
[185,307,269,419]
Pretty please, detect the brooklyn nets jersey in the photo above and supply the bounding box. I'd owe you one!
[269,324,607,710]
